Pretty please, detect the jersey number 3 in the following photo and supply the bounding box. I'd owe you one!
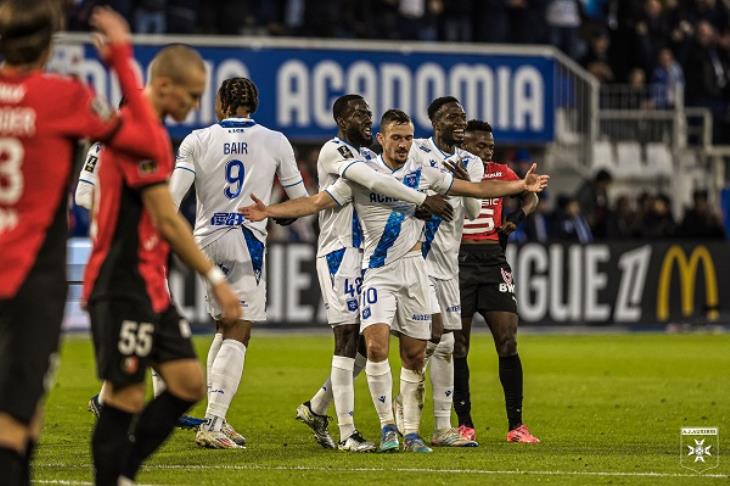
[0,138,24,205]
[224,159,245,199]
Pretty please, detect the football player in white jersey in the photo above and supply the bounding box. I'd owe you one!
[292,95,454,452]
[240,109,549,452]
[393,96,485,447]
[168,77,309,449]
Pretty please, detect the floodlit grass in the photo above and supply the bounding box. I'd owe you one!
[35,332,730,485]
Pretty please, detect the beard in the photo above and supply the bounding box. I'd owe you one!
[345,124,372,148]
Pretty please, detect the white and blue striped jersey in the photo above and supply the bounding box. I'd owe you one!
[326,155,453,270]
[171,118,307,248]
[315,137,376,258]
[411,137,485,279]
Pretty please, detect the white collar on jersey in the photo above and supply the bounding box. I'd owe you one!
[428,136,457,160]
[376,154,405,173]
[219,117,256,128]
[333,136,361,154]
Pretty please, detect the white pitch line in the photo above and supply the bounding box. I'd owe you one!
[36,463,730,480]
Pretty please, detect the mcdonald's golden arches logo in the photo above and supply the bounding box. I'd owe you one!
[657,245,719,321]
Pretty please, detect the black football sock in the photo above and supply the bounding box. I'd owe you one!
[0,446,23,485]
[20,437,36,486]
[92,404,134,486]
[121,391,195,480]
[499,354,523,430]
[453,356,474,428]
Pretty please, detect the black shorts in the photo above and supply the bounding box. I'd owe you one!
[0,265,66,424]
[459,243,518,317]
[89,298,196,388]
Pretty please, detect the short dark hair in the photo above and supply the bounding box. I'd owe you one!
[465,119,493,134]
[380,109,411,129]
[595,169,613,183]
[0,0,61,65]
[218,77,259,116]
[427,96,459,121]
[332,94,364,122]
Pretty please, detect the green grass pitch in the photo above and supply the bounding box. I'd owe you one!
[35,332,729,485]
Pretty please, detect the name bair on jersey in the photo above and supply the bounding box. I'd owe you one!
[462,161,520,242]
[171,117,307,249]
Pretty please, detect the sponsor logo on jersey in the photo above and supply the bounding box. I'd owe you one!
[0,84,26,103]
[210,212,246,226]
[138,159,157,175]
[337,145,355,159]
[445,305,461,313]
[485,171,503,179]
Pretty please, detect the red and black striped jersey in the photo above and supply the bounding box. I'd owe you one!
[462,161,519,242]
[83,118,174,313]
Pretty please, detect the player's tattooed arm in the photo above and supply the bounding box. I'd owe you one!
[239,193,337,222]
[446,163,549,198]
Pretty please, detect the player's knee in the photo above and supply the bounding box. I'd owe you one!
[107,384,146,413]
[434,332,455,359]
[496,335,517,357]
[333,325,359,358]
[453,331,469,359]
[366,340,388,362]
[400,345,425,370]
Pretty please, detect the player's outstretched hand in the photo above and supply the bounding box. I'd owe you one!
[420,194,453,221]
[211,281,242,324]
[523,163,549,193]
[90,6,131,48]
[499,221,518,235]
[238,194,269,222]
[444,160,470,181]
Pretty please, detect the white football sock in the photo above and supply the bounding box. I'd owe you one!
[365,359,394,427]
[151,369,166,398]
[309,377,333,416]
[423,340,438,370]
[431,333,455,431]
[204,339,245,431]
[206,332,224,402]
[400,367,425,436]
[331,355,356,441]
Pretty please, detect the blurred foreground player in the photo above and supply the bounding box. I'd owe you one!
[75,103,204,431]
[455,120,540,443]
[0,2,173,484]
[82,12,240,484]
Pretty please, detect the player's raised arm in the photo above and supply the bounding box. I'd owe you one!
[447,163,549,198]
[239,192,339,222]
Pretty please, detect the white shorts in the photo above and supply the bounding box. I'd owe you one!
[359,252,432,341]
[315,247,363,326]
[429,276,462,331]
[202,227,266,322]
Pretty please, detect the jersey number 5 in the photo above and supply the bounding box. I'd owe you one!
[483,207,495,232]
[224,159,245,199]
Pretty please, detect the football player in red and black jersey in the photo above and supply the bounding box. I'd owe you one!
[454,120,541,443]
[81,10,240,485]
[0,2,179,483]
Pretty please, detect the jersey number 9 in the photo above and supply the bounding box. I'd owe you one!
[224,159,245,199]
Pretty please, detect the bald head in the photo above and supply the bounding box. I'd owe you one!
[149,44,206,83]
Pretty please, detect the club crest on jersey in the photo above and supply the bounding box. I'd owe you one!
[429,159,437,167]
[403,171,420,188]
[122,356,139,375]
[138,159,157,175]
[337,145,355,159]
[501,267,513,285]
[347,299,358,312]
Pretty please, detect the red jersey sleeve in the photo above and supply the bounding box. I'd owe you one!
[504,165,520,182]
[117,124,172,189]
